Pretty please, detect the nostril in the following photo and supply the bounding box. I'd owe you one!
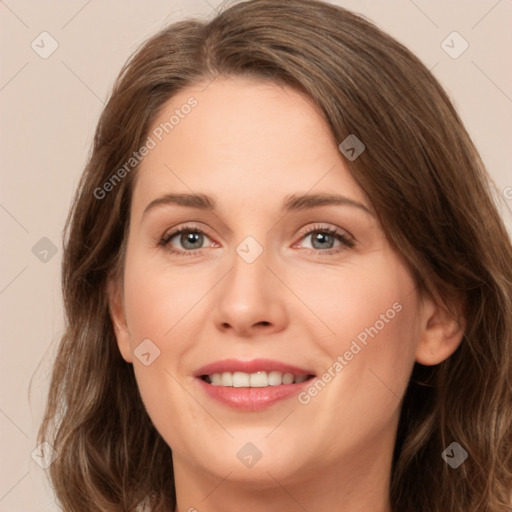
[256,321,271,327]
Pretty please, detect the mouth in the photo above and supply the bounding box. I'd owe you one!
[194,359,316,411]
[200,371,314,387]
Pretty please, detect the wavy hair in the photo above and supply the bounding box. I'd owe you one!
[38,0,512,510]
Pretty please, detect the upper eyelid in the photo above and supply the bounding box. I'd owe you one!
[163,222,348,237]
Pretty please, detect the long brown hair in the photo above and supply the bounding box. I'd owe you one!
[38,0,512,510]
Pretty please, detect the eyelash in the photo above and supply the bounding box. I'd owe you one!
[158,223,355,257]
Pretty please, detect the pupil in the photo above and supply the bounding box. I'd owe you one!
[183,232,202,249]
[313,232,332,249]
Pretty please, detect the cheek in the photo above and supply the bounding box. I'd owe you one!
[335,259,419,380]
[293,254,420,443]
[290,253,419,362]
[120,249,227,443]
[122,250,212,348]
[120,255,208,451]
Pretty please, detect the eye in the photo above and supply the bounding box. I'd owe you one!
[295,224,355,255]
[158,224,213,256]
[158,223,355,257]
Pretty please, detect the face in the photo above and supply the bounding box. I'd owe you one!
[109,76,458,492]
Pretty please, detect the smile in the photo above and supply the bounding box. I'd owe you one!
[194,359,316,410]
[201,371,311,387]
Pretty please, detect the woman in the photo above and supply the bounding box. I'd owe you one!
[38,0,512,510]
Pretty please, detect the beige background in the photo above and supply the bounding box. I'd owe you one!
[1,0,511,510]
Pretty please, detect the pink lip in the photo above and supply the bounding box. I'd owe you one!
[194,358,314,377]
[194,358,316,411]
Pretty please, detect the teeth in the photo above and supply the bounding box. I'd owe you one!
[282,373,294,385]
[232,371,250,388]
[207,371,310,387]
[220,372,232,386]
[268,371,283,386]
[210,373,222,385]
[249,371,268,388]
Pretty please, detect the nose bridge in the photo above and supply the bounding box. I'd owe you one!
[235,233,266,266]
[213,231,287,334]
[227,233,271,303]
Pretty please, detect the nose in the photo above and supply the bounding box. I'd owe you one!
[213,243,288,338]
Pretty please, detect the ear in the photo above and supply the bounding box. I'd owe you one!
[415,294,465,366]
[107,273,133,363]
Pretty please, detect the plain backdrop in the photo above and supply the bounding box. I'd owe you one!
[1,1,511,510]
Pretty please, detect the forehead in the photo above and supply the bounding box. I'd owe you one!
[131,76,368,216]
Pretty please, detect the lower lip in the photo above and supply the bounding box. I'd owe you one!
[197,377,313,411]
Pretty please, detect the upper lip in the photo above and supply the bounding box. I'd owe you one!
[194,358,315,377]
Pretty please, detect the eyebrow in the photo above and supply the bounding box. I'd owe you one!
[142,192,374,217]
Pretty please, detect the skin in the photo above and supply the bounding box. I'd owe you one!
[109,75,464,512]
